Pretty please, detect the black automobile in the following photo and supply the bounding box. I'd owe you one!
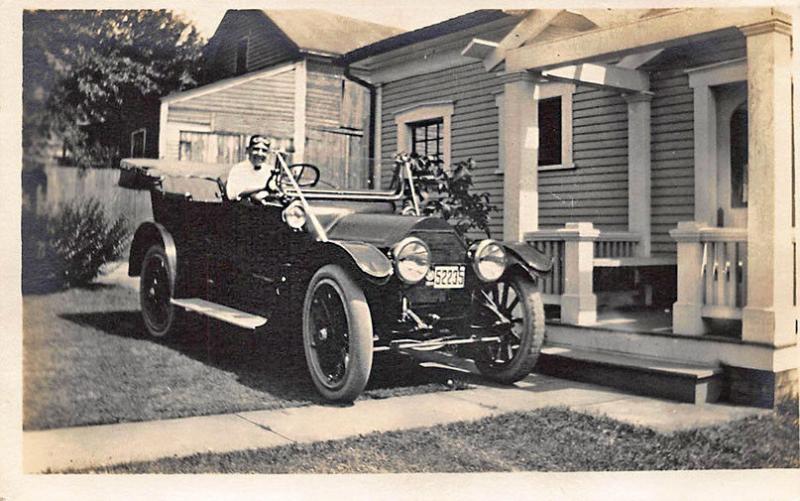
[121,152,552,402]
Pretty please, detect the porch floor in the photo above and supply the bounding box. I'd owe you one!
[547,306,673,334]
[546,305,742,339]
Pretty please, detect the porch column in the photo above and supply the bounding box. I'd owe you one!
[740,20,795,347]
[691,85,718,225]
[671,221,707,335]
[559,222,599,326]
[625,93,652,257]
[501,71,539,241]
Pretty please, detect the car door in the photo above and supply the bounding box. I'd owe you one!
[223,201,289,312]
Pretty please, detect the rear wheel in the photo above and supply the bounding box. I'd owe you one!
[475,274,545,384]
[140,244,180,337]
[302,264,373,402]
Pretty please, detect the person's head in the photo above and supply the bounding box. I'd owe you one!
[246,135,270,168]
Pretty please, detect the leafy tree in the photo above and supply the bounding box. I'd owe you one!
[24,10,205,168]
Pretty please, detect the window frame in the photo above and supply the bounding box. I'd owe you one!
[409,118,444,160]
[130,128,146,157]
[534,82,575,171]
[395,102,454,171]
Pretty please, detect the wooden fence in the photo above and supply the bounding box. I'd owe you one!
[31,166,153,233]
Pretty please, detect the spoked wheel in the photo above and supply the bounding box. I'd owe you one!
[140,244,179,337]
[474,274,545,383]
[303,264,373,402]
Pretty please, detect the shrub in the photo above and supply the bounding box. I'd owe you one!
[395,153,497,239]
[22,199,131,292]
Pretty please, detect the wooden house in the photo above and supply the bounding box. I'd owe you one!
[158,9,402,187]
[343,9,798,407]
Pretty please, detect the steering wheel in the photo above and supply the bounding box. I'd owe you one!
[281,163,320,188]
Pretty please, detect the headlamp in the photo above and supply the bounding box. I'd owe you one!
[470,240,506,282]
[391,237,431,284]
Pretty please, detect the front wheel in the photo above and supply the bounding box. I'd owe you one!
[474,274,545,384]
[302,264,373,402]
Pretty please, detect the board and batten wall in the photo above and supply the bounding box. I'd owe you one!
[163,67,296,161]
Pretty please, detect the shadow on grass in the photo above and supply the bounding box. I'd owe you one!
[59,310,452,405]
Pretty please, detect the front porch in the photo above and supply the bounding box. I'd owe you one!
[487,9,796,407]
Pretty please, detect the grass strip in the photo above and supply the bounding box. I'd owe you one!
[76,405,799,473]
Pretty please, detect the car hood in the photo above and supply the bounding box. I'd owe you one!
[313,209,454,248]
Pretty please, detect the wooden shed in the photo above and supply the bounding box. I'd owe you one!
[159,9,403,188]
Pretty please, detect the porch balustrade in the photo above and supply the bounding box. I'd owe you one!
[526,222,641,325]
[671,222,749,335]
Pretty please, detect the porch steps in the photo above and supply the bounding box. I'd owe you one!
[535,346,723,404]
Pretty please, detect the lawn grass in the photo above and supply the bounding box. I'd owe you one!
[23,285,463,430]
[80,404,799,473]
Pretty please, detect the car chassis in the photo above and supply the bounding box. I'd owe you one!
[123,151,553,402]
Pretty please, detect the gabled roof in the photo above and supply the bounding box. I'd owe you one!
[341,10,518,64]
[262,9,404,57]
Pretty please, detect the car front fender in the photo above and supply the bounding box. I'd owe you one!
[128,222,177,281]
[323,240,393,282]
[502,241,553,278]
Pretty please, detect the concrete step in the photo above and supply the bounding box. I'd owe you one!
[171,298,267,330]
[535,346,723,404]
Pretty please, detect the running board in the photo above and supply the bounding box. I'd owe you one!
[171,298,267,330]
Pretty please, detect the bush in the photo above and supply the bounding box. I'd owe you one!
[395,153,497,239]
[22,199,131,292]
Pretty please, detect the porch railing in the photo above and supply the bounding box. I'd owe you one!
[701,228,748,319]
[527,237,565,305]
[594,232,638,260]
[671,222,748,334]
[526,223,642,325]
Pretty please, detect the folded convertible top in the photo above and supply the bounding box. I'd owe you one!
[119,158,233,201]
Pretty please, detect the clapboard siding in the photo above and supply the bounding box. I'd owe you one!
[647,31,747,257]
[381,62,506,238]
[539,85,629,232]
[375,30,746,248]
[165,68,296,159]
[205,10,297,81]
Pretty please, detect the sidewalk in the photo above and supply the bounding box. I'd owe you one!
[23,373,769,473]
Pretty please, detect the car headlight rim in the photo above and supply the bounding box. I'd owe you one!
[392,237,431,284]
[471,239,506,282]
[282,200,307,229]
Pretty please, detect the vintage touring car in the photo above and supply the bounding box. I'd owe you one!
[121,152,552,402]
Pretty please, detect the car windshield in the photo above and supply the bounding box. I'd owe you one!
[275,153,404,200]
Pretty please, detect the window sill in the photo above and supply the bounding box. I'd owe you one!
[538,163,576,172]
[493,163,577,175]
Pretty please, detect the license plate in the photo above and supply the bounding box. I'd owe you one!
[426,265,465,289]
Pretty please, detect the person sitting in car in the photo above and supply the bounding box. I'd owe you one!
[225,135,276,202]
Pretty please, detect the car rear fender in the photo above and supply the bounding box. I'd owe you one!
[128,222,177,281]
[322,240,393,284]
[501,241,553,280]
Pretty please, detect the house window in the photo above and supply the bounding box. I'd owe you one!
[535,83,575,170]
[410,119,443,160]
[130,128,146,157]
[395,102,454,170]
[236,37,249,75]
[538,97,562,166]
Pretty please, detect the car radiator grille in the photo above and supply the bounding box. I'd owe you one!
[410,230,466,264]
